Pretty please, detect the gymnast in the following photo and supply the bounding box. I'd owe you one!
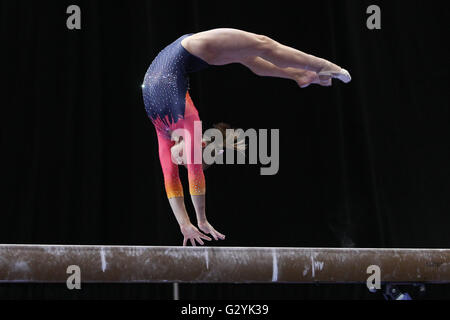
[142,28,351,247]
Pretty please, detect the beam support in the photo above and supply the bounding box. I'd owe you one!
[1,245,449,284]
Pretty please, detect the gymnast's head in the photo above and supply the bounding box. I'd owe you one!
[170,123,247,171]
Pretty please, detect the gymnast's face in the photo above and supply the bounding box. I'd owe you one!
[171,139,222,171]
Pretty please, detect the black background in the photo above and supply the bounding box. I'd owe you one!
[1,0,449,299]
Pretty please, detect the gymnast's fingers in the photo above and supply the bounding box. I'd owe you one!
[199,233,212,242]
[196,237,205,246]
[183,238,187,247]
[215,231,226,240]
[207,228,225,241]
[190,239,197,247]
[209,232,219,241]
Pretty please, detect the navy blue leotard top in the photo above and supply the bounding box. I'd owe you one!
[142,34,210,128]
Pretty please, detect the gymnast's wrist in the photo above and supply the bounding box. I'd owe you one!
[179,219,193,229]
[197,218,209,227]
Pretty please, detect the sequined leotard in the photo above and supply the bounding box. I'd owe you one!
[142,34,210,199]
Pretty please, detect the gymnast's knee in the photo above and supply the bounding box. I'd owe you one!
[254,34,278,56]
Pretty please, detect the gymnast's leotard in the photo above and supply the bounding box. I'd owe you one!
[142,34,210,199]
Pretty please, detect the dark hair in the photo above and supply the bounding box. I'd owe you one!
[212,123,247,152]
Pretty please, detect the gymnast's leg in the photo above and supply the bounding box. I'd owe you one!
[241,56,332,88]
[182,28,350,83]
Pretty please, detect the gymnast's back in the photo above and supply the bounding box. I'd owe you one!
[142,34,210,124]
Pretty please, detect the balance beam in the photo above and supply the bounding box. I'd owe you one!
[0,245,449,284]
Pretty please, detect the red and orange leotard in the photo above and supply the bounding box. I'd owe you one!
[142,34,210,199]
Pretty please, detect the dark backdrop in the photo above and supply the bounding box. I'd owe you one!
[1,0,449,299]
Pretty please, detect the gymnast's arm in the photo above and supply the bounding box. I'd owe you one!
[157,133,211,246]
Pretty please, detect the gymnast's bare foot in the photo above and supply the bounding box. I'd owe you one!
[317,60,352,84]
[198,221,226,241]
[295,70,332,88]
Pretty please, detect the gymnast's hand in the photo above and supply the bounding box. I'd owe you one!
[181,224,212,247]
[198,221,226,242]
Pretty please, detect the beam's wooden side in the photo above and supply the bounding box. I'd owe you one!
[0,246,449,284]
